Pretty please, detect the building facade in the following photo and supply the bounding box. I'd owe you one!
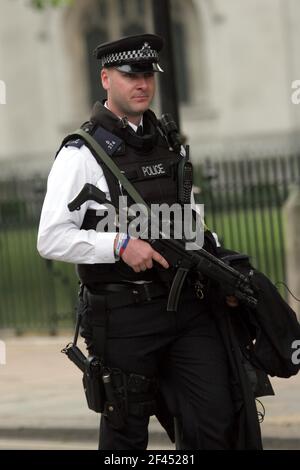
[1,0,300,176]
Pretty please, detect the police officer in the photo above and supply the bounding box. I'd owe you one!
[38,34,239,450]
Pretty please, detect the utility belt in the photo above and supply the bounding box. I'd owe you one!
[85,281,168,309]
[85,275,209,308]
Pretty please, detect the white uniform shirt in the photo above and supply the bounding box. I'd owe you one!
[37,142,118,264]
[37,109,145,264]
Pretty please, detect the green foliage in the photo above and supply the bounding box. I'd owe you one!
[30,0,73,9]
[0,200,27,224]
[0,205,286,333]
[0,226,78,333]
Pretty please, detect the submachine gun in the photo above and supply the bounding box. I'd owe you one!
[68,183,257,312]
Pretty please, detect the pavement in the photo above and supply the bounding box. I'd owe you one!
[0,335,299,450]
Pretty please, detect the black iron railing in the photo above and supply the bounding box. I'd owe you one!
[1,153,299,332]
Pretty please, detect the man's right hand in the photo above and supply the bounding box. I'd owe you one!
[120,238,169,273]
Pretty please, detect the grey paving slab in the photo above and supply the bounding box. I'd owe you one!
[0,335,299,450]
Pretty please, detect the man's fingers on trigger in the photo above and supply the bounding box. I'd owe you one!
[152,251,169,269]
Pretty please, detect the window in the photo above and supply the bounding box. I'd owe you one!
[172,21,189,103]
[83,0,149,105]
[85,28,108,105]
[67,0,207,108]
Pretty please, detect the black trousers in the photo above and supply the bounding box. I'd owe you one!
[85,288,235,450]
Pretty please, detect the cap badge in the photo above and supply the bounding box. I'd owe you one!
[140,42,152,58]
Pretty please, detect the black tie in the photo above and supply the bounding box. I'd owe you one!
[136,125,143,136]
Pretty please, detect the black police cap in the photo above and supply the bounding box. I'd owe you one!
[94,34,164,74]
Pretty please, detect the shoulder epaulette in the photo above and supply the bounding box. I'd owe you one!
[56,123,124,159]
[64,137,85,149]
[92,127,124,156]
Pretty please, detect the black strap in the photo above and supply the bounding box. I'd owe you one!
[72,284,84,347]
[83,286,108,359]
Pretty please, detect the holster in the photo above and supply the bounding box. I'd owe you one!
[83,355,106,413]
[80,286,127,426]
[63,285,158,429]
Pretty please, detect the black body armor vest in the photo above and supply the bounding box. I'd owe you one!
[62,102,185,285]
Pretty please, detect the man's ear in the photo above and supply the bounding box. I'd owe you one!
[101,68,109,91]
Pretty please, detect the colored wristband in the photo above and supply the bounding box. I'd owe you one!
[119,235,130,257]
[114,233,130,259]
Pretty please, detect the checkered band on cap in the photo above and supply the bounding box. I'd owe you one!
[101,42,158,67]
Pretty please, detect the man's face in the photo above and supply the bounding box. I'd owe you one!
[101,67,156,119]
